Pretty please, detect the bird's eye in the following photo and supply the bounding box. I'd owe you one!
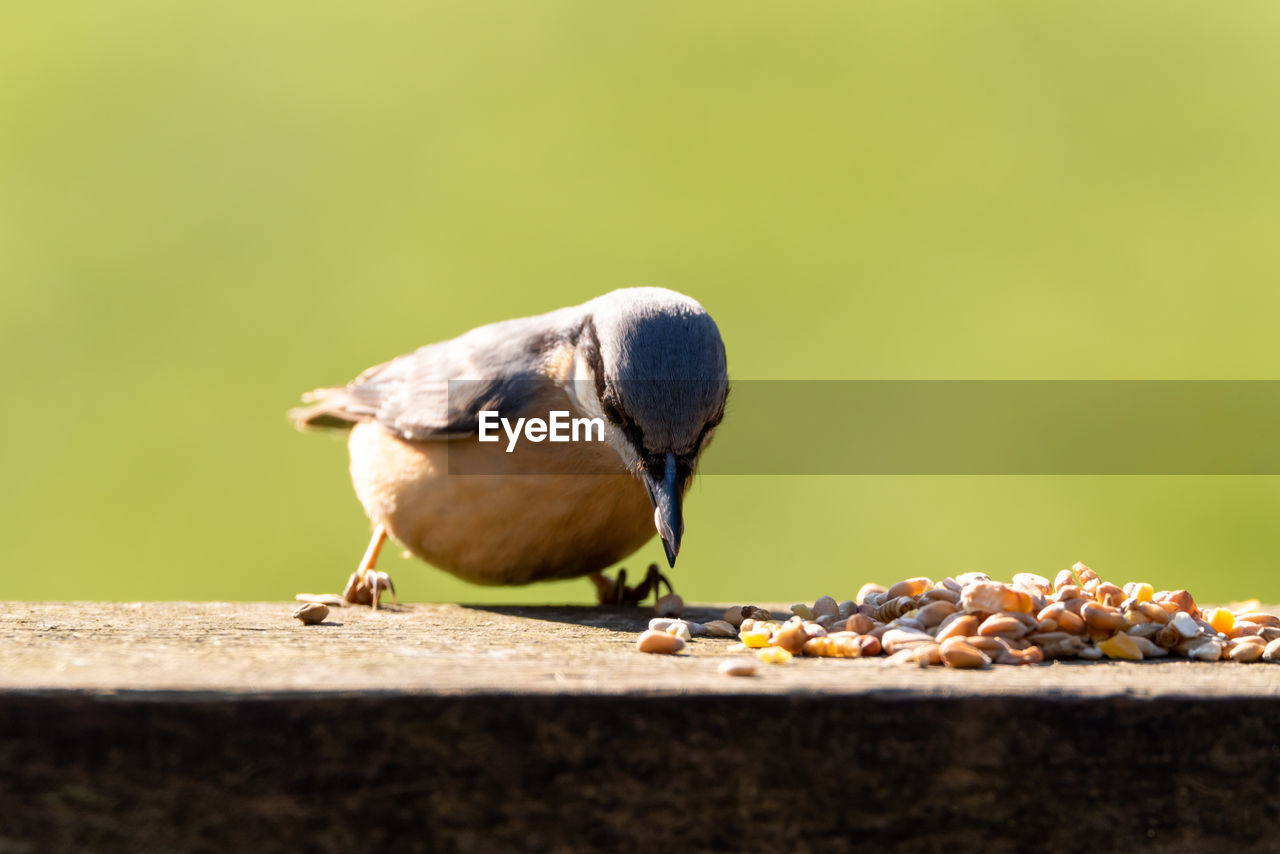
[601,393,622,425]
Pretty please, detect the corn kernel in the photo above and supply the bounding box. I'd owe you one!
[1098,632,1144,661]
[740,629,772,648]
[1130,582,1154,603]
[757,647,793,664]
[1204,607,1235,635]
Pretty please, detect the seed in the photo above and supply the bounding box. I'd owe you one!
[740,628,772,648]
[1170,612,1199,639]
[1077,645,1103,660]
[1203,608,1235,635]
[936,614,980,642]
[722,607,747,628]
[977,615,1028,638]
[1236,611,1280,628]
[1097,632,1143,661]
[885,577,932,600]
[1072,562,1099,584]
[1136,601,1170,624]
[1094,583,1125,607]
[1227,637,1266,663]
[923,587,961,605]
[1264,638,1280,662]
[857,635,882,656]
[881,627,937,654]
[961,582,1028,615]
[1126,622,1163,640]
[842,614,875,635]
[1129,636,1167,658]
[837,600,856,619]
[757,647,793,665]
[291,602,330,625]
[812,596,840,620]
[1154,623,1183,648]
[1053,569,1077,592]
[790,603,814,620]
[874,595,918,622]
[719,659,757,677]
[954,572,992,586]
[667,622,693,642]
[743,605,773,622]
[636,630,686,654]
[996,646,1044,666]
[856,583,887,605]
[1012,573,1051,594]
[1186,639,1223,662]
[939,638,990,669]
[1030,632,1085,658]
[1125,582,1155,603]
[703,620,738,638]
[916,600,957,629]
[1156,589,1197,616]
[772,621,809,654]
[1261,627,1280,642]
[654,593,684,618]
[1080,602,1127,633]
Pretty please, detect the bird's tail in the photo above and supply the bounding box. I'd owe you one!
[288,387,366,431]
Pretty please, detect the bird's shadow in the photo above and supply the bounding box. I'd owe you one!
[459,604,727,634]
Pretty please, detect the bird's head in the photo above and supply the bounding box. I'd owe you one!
[571,287,728,567]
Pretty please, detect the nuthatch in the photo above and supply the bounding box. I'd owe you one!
[290,287,728,607]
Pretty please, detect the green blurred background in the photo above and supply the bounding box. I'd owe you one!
[3,2,1279,604]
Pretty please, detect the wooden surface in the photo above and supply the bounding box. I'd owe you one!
[4,601,1280,854]
[5,600,1280,697]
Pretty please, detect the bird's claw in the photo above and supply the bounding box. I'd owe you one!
[343,567,397,609]
[591,563,673,607]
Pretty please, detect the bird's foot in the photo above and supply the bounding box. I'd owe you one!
[590,563,673,607]
[343,566,397,609]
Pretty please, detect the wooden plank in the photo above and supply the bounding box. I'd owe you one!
[2,602,1279,853]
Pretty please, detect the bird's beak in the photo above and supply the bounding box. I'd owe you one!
[642,452,684,568]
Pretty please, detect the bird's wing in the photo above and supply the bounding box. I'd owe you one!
[290,312,574,441]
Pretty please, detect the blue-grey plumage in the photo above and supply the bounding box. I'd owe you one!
[290,287,729,605]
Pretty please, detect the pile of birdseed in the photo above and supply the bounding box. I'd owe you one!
[635,562,1280,669]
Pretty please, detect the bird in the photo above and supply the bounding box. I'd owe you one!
[289,287,729,608]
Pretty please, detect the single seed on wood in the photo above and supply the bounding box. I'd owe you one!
[291,602,330,625]
[636,630,686,654]
[654,593,684,618]
[719,659,757,677]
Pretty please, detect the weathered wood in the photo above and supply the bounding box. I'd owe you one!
[2,602,1279,853]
